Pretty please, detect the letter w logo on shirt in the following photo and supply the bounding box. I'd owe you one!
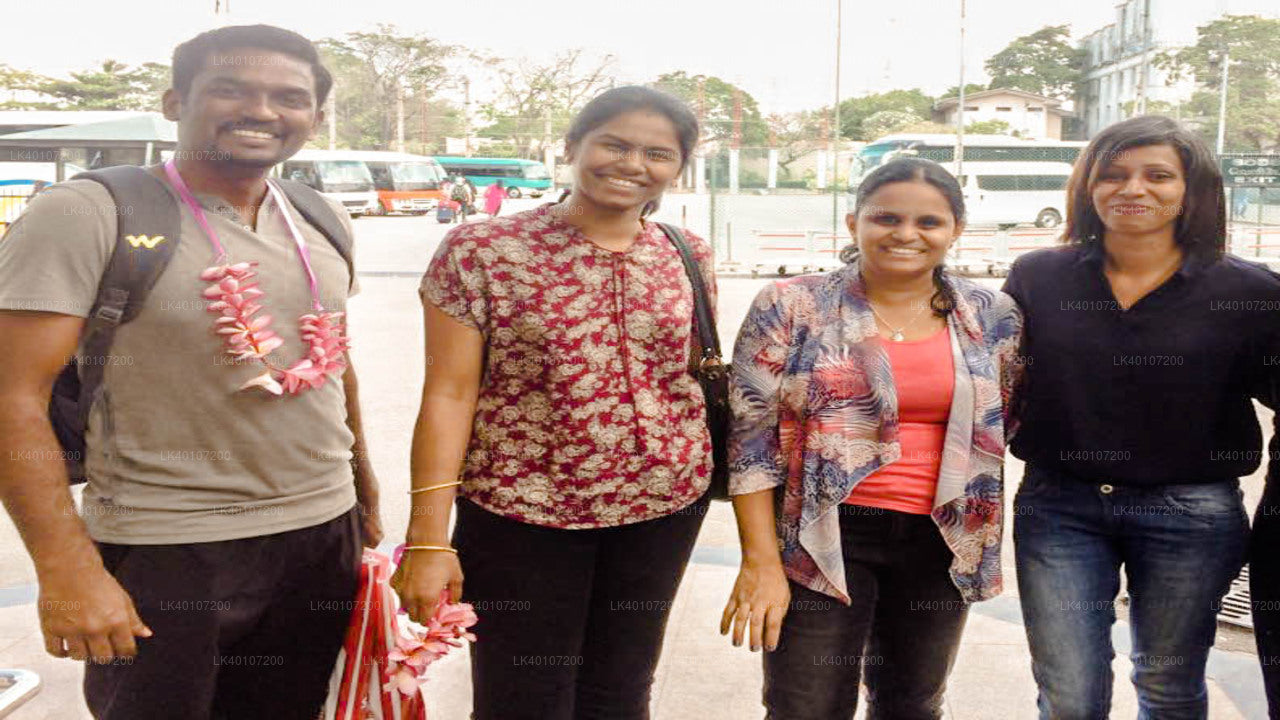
[125,234,166,249]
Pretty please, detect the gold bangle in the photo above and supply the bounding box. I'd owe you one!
[408,480,462,495]
[402,545,458,554]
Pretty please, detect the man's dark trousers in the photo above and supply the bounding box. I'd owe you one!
[84,507,361,720]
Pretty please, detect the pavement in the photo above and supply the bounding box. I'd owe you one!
[0,199,1275,718]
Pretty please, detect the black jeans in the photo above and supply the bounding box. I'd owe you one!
[763,506,968,720]
[453,495,708,720]
[1253,482,1280,718]
[83,508,361,720]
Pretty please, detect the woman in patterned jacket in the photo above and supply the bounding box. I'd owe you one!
[394,86,716,720]
[721,157,1023,719]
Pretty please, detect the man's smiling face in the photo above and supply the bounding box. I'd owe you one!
[163,47,322,170]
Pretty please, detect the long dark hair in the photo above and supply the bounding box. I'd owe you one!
[1064,115,1224,259]
[841,157,964,316]
[563,85,699,216]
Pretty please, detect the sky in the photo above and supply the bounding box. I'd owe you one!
[0,0,1265,114]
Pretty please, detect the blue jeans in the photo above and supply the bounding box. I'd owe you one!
[1014,464,1248,720]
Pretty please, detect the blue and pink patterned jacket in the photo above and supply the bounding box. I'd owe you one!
[728,260,1023,604]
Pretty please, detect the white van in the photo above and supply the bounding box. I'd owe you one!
[944,161,1073,228]
[278,150,380,218]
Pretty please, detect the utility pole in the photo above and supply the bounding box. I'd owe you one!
[832,0,842,235]
[463,77,473,157]
[395,82,405,153]
[328,90,336,150]
[1216,47,1230,155]
[1135,0,1151,114]
[956,0,966,181]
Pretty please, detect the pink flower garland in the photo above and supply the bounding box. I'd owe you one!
[385,544,479,699]
[201,261,351,395]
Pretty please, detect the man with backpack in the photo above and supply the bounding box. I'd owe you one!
[0,25,381,719]
[449,173,473,222]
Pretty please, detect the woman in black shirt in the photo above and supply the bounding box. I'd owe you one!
[1004,115,1280,718]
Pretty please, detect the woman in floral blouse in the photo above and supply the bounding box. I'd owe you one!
[393,86,716,720]
[721,157,1023,718]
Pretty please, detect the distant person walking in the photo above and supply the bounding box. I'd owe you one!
[483,180,505,217]
[449,174,472,222]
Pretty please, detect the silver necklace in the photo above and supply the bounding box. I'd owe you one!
[868,300,929,342]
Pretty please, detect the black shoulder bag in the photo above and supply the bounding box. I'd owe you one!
[656,222,731,501]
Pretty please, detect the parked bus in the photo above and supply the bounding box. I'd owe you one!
[852,134,1086,187]
[433,157,552,198]
[354,151,447,215]
[944,161,1074,228]
[278,149,380,218]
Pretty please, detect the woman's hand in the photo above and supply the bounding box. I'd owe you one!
[391,550,464,623]
[720,558,790,652]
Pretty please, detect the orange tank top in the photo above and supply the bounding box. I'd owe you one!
[843,326,954,514]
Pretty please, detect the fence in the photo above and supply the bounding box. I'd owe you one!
[648,147,1280,277]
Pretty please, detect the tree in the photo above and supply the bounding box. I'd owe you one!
[478,49,616,157]
[965,119,1014,135]
[984,25,1085,101]
[836,89,935,140]
[318,25,455,151]
[0,65,56,110]
[651,71,767,146]
[33,60,169,110]
[765,109,828,177]
[941,83,987,100]
[861,110,926,141]
[1157,15,1280,151]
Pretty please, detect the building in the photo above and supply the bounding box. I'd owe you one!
[0,110,151,137]
[0,113,176,181]
[1077,0,1279,137]
[933,89,1073,140]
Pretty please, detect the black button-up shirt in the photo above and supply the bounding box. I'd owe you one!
[1003,243,1280,486]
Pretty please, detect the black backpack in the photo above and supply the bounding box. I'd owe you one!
[46,166,354,484]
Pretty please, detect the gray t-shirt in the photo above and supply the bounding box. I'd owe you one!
[0,177,358,543]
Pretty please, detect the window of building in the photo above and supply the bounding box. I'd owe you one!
[964,105,979,111]
[1027,107,1044,112]
[996,106,1012,112]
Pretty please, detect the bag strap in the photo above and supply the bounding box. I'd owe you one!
[275,178,355,290]
[655,222,723,367]
[71,165,183,430]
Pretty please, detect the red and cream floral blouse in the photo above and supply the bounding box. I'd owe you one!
[420,203,716,529]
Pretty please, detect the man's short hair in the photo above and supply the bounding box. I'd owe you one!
[171,24,333,107]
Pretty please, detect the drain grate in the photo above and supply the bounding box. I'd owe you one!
[1218,564,1253,629]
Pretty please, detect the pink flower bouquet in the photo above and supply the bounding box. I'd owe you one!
[322,548,476,720]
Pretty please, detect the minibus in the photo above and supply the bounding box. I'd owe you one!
[278,149,380,217]
[944,161,1074,228]
[433,157,552,198]
[355,151,447,215]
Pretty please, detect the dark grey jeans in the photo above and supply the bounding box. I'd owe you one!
[763,505,969,720]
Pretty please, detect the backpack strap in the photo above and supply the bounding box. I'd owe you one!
[274,178,354,290]
[66,166,182,451]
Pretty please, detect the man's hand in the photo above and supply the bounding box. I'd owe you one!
[358,499,384,548]
[355,463,383,548]
[38,565,152,664]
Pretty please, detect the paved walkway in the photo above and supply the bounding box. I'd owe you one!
[1,493,1269,719]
